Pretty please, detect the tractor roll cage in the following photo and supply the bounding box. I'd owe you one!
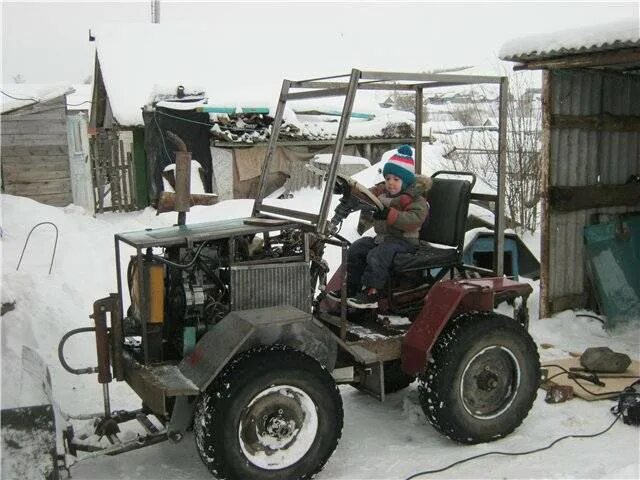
[251,69,509,276]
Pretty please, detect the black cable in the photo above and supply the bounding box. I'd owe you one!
[152,241,209,269]
[153,109,173,165]
[155,108,216,127]
[1,90,38,101]
[1,90,91,107]
[67,100,92,106]
[575,313,605,324]
[405,414,622,479]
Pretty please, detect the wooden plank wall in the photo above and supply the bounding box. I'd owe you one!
[1,95,73,206]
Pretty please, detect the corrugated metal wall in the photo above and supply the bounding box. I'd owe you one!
[546,69,640,312]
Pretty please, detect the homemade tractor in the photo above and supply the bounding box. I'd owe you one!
[57,70,539,479]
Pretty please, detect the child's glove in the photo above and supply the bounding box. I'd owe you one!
[373,206,389,220]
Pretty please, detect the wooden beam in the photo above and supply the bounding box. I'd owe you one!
[3,178,71,195]
[551,113,640,132]
[549,184,640,212]
[0,145,68,156]
[512,47,640,71]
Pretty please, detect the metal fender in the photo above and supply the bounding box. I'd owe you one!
[179,305,337,392]
[401,278,532,376]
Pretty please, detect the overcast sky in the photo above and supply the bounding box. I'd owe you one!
[1,1,638,85]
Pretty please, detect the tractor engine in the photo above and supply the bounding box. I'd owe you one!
[123,228,314,363]
[163,242,229,357]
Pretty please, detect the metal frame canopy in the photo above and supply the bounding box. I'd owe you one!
[252,68,510,275]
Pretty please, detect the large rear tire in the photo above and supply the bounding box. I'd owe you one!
[194,345,343,480]
[418,312,539,444]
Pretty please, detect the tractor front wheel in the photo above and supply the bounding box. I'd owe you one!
[194,345,343,480]
[418,312,539,444]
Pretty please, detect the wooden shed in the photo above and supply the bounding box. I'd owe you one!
[501,19,640,317]
[1,86,74,206]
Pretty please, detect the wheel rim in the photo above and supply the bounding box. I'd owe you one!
[238,385,319,470]
[459,345,521,419]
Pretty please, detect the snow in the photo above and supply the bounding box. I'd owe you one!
[67,84,92,111]
[1,143,639,478]
[500,19,640,60]
[1,83,73,113]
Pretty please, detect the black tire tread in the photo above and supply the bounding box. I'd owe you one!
[194,344,343,480]
[418,312,539,444]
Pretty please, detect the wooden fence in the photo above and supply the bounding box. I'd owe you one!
[90,128,136,212]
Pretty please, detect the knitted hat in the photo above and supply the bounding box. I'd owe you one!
[383,145,415,188]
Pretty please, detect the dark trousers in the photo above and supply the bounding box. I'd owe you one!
[347,237,415,292]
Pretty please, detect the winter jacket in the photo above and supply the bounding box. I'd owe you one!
[357,175,432,244]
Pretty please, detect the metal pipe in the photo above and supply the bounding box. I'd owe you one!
[109,292,125,381]
[415,87,424,175]
[360,71,503,84]
[253,80,291,215]
[290,81,415,91]
[102,384,111,418]
[114,238,124,324]
[494,76,509,277]
[16,221,59,275]
[136,249,149,363]
[286,87,349,101]
[317,69,361,234]
[340,242,348,340]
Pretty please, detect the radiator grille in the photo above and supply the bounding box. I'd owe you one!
[230,262,311,313]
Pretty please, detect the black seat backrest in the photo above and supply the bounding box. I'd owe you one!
[419,177,472,250]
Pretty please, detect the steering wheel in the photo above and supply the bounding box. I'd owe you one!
[334,173,383,212]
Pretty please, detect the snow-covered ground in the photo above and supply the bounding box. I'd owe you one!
[1,151,639,479]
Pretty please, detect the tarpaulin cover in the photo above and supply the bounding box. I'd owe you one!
[584,214,640,327]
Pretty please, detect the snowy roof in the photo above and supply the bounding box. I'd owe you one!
[1,84,74,114]
[500,19,640,62]
[94,23,391,127]
[66,84,93,111]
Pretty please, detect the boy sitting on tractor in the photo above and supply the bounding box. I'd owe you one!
[327,145,432,309]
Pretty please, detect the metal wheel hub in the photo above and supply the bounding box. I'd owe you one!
[239,385,318,470]
[460,346,521,419]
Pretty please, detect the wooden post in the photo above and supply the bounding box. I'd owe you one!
[539,70,553,319]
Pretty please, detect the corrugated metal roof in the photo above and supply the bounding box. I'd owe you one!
[500,19,640,62]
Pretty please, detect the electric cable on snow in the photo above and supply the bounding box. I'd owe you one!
[406,371,640,479]
[405,413,622,479]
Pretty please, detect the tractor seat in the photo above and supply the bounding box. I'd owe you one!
[393,175,473,273]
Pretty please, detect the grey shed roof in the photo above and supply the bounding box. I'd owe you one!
[499,19,639,63]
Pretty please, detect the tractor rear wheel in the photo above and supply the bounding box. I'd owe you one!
[194,345,343,480]
[418,312,539,444]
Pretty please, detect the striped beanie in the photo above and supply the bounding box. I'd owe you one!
[383,144,415,188]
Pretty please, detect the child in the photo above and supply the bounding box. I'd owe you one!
[328,145,432,309]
